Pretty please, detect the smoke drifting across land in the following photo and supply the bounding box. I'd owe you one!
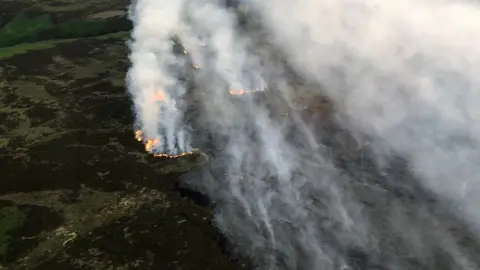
[127,0,192,155]
[127,0,480,269]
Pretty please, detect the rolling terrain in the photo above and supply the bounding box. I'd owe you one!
[0,1,244,269]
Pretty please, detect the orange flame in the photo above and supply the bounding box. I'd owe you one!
[145,138,159,152]
[154,90,166,102]
[134,129,195,159]
[135,130,143,141]
[229,89,247,95]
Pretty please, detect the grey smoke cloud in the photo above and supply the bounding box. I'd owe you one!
[128,0,480,269]
[252,0,480,226]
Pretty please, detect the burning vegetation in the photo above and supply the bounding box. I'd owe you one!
[131,39,268,157]
[133,88,195,159]
[229,87,266,95]
[180,43,266,96]
[134,130,196,159]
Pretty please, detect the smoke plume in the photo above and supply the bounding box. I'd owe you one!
[128,0,480,269]
[127,0,192,156]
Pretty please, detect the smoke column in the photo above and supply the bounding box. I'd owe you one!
[127,0,192,156]
[128,0,480,269]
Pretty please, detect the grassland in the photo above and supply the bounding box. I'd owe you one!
[0,1,243,269]
[0,13,130,48]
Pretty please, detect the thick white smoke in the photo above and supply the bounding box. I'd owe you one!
[128,0,480,269]
[127,0,192,155]
[252,0,480,230]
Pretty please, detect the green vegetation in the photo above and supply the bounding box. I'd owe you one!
[0,14,54,47]
[0,31,129,60]
[53,20,108,39]
[0,207,26,261]
[0,13,130,48]
[0,40,59,59]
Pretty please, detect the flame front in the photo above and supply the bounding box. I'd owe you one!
[135,84,265,156]
[134,129,194,158]
[145,138,159,152]
[229,87,266,96]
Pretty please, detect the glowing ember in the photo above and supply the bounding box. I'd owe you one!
[135,130,143,141]
[153,151,195,158]
[154,90,166,102]
[134,129,195,158]
[144,138,159,152]
[229,87,265,95]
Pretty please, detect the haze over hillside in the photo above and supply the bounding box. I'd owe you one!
[2,0,480,270]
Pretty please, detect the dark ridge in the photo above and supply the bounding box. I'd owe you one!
[174,181,211,207]
[4,204,63,263]
[35,259,84,270]
[212,223,253,270]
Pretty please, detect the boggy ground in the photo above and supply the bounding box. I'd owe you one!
[0,30,245,270]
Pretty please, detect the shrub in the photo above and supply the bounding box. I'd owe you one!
[0,13,128,48]
[0,14,54,47]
